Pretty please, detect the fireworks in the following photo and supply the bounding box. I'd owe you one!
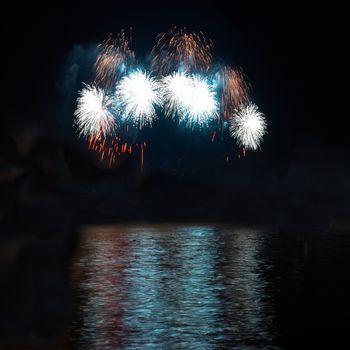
[74,84,117,140]
[220,67,249,119]
[229,103,267,150]
[94,31,135,88]
[161,72,218,127]
[73,28,268,168]
[151,27,213,74]
[161,71,192,119]
[179,75,218,128]
[115,70,161,128]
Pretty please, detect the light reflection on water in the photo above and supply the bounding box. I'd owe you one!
[70,225,280,349]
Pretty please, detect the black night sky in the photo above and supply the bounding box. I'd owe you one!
[3,2,347,142]
[1,1,349,349]
[2,1,348,222]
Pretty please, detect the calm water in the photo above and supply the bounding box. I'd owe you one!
[68,225,350,349]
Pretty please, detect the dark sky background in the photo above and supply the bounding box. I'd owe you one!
[1,1,348,224]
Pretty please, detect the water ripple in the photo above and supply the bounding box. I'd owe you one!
[70,225,280,349]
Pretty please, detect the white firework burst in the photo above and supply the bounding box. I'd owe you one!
[161,72,218,128]
[74,84,116,140]
[182,74,218,128]
[161,71,191,119]
[229,103,267,150]
[115,69,161,128]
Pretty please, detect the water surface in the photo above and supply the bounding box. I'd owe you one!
[69,225,283,349]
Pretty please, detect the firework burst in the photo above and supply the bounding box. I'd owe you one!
[162,72,218,127]
[115,70,161,128]
[151,27,213,75]
[73,28,268,167]
[161,71,192,119]
[229,103,267,150]
[74,84,117,140]
[94,30,135,88]
[181,75,218,128]
[220,67,249,119]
